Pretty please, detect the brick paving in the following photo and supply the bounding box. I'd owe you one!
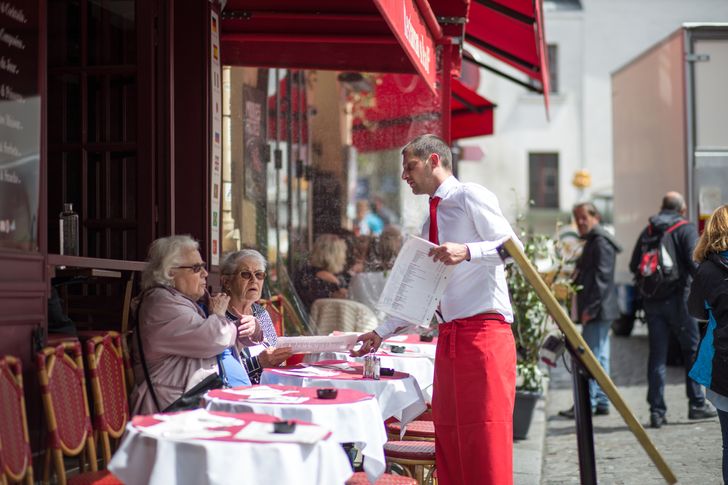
[541,324,723,484]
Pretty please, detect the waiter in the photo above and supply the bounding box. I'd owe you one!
[355,134,521,485]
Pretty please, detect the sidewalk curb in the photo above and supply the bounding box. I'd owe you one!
[514,380,549,485]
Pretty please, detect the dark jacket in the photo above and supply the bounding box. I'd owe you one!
[574,225,622,322]
[687,252,728,396]
[629,210,699,300]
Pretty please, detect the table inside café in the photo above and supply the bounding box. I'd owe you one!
[203,384,387,482]
[260,362,427,426]
[108,409,353,485]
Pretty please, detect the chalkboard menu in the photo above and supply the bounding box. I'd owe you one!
[0,1,40,251]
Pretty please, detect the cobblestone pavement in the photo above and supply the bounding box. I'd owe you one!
[542,324,723,484]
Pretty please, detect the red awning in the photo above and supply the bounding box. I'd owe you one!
[352,74,494,153]
[451,79,495,141]
[220,0,441,85]
[465,0,550,114]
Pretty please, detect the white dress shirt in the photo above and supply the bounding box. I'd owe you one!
[375,176,522,338]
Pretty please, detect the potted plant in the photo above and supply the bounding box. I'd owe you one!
[507,220,581,439]
[507,233,550,439]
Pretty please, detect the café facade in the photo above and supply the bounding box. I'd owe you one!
[0,0,549,444]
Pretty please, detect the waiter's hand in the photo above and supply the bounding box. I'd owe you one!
[429,242,470,265]
[351,331,382,357]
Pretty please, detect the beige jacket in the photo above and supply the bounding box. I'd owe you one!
[129,286,237,415]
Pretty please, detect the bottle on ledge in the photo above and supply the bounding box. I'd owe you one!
[59,203,79,256]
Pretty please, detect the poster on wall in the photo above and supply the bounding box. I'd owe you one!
[0,1,40,252]
[209,9,222,265]
[242,85,267,201]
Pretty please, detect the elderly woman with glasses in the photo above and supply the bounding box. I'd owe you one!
[220,249,293,384]
[130,235,260,415]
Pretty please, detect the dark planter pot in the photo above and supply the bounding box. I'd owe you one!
[513,389,541,440]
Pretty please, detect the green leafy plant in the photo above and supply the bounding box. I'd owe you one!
[508,233,551,393]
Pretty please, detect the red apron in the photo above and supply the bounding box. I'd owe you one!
[432,313,516,485]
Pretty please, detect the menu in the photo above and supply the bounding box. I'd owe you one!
[0,1,40,251]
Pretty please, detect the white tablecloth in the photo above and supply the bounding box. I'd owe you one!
[203,386,387,482]
[108,412,353,485]
[261,367,427,426]
[305,352,435,402]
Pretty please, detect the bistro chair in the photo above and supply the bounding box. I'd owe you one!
[382,440,436,485]
[0,356,34,485]
[346,472,418,484]
[259,294,285,337]
[386,409,434,441]
[84,332,129,466]
[309,298,379,335]
[37,341,121,485]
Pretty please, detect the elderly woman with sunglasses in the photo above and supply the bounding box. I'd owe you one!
[130,236,260,415]
[220,249,293,384]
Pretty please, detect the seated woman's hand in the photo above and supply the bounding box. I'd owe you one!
[208,293,230,317]
[258,346,294,368]
[332,287,348,299]
[237,315,259,339]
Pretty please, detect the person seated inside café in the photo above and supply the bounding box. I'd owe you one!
[220,249,293,384]
[349,226,403,322]
[130,235,261,415]
[294,233,349,311]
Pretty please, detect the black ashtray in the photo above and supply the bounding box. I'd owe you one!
[380,367,395,376]
[316,388,338,399]
[273,420,297,434]
[389,345,405,353]
[419,334,434,342]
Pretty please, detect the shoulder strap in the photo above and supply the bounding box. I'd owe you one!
[666,220,688,234]
[135,288,163,413]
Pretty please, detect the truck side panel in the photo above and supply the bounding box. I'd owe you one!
[611,31,686,283]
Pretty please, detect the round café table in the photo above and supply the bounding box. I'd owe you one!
[261,363,427,426]
[108,409,353,485]
[203,385,387,482]
[304,350,435,402]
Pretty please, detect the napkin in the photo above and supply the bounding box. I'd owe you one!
[273,367,340,377]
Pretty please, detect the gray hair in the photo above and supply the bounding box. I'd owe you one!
[662,192,686,212]
[220,249,267,275]
[141,235,199,290]
[401,134,452,170]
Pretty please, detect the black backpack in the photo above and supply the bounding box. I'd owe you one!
[635,220,688,300]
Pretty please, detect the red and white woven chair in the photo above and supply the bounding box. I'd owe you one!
[346,471,418,484]
[0,356,33,485]
[84,332,129,466]
[37,341,122,485]
[383,440,436,485]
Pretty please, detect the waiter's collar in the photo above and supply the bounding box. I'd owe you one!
[431,175,458,200]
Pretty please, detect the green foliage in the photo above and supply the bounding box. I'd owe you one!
[508,234,550,392]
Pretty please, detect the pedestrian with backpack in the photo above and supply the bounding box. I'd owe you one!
[629,191,718,428]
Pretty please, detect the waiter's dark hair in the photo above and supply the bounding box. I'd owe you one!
[402,134,452,170]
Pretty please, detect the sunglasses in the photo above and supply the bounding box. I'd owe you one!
[237,270,267,281]
[174,262,207,273]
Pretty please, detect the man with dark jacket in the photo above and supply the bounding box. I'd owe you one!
[630,191,717,428]
[560,202,621,418]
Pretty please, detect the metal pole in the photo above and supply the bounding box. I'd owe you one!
[274,69,281,280]
[568,342,598,485]
[296,71,304,250]
[285,73,294,277]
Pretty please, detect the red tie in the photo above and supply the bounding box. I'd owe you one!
[429,196,441,244]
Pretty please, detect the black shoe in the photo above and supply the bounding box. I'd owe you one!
[688,403,718,420]
[650,412,667,429]
[594,404,610,416]
[558,406,575,419]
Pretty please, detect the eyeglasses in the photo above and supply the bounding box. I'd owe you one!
[174,262,207,273]
[238,270,266,281]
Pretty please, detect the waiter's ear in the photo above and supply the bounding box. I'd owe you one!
[430,153,441,168]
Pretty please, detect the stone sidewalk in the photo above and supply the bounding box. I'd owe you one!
[539,324,723,484]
